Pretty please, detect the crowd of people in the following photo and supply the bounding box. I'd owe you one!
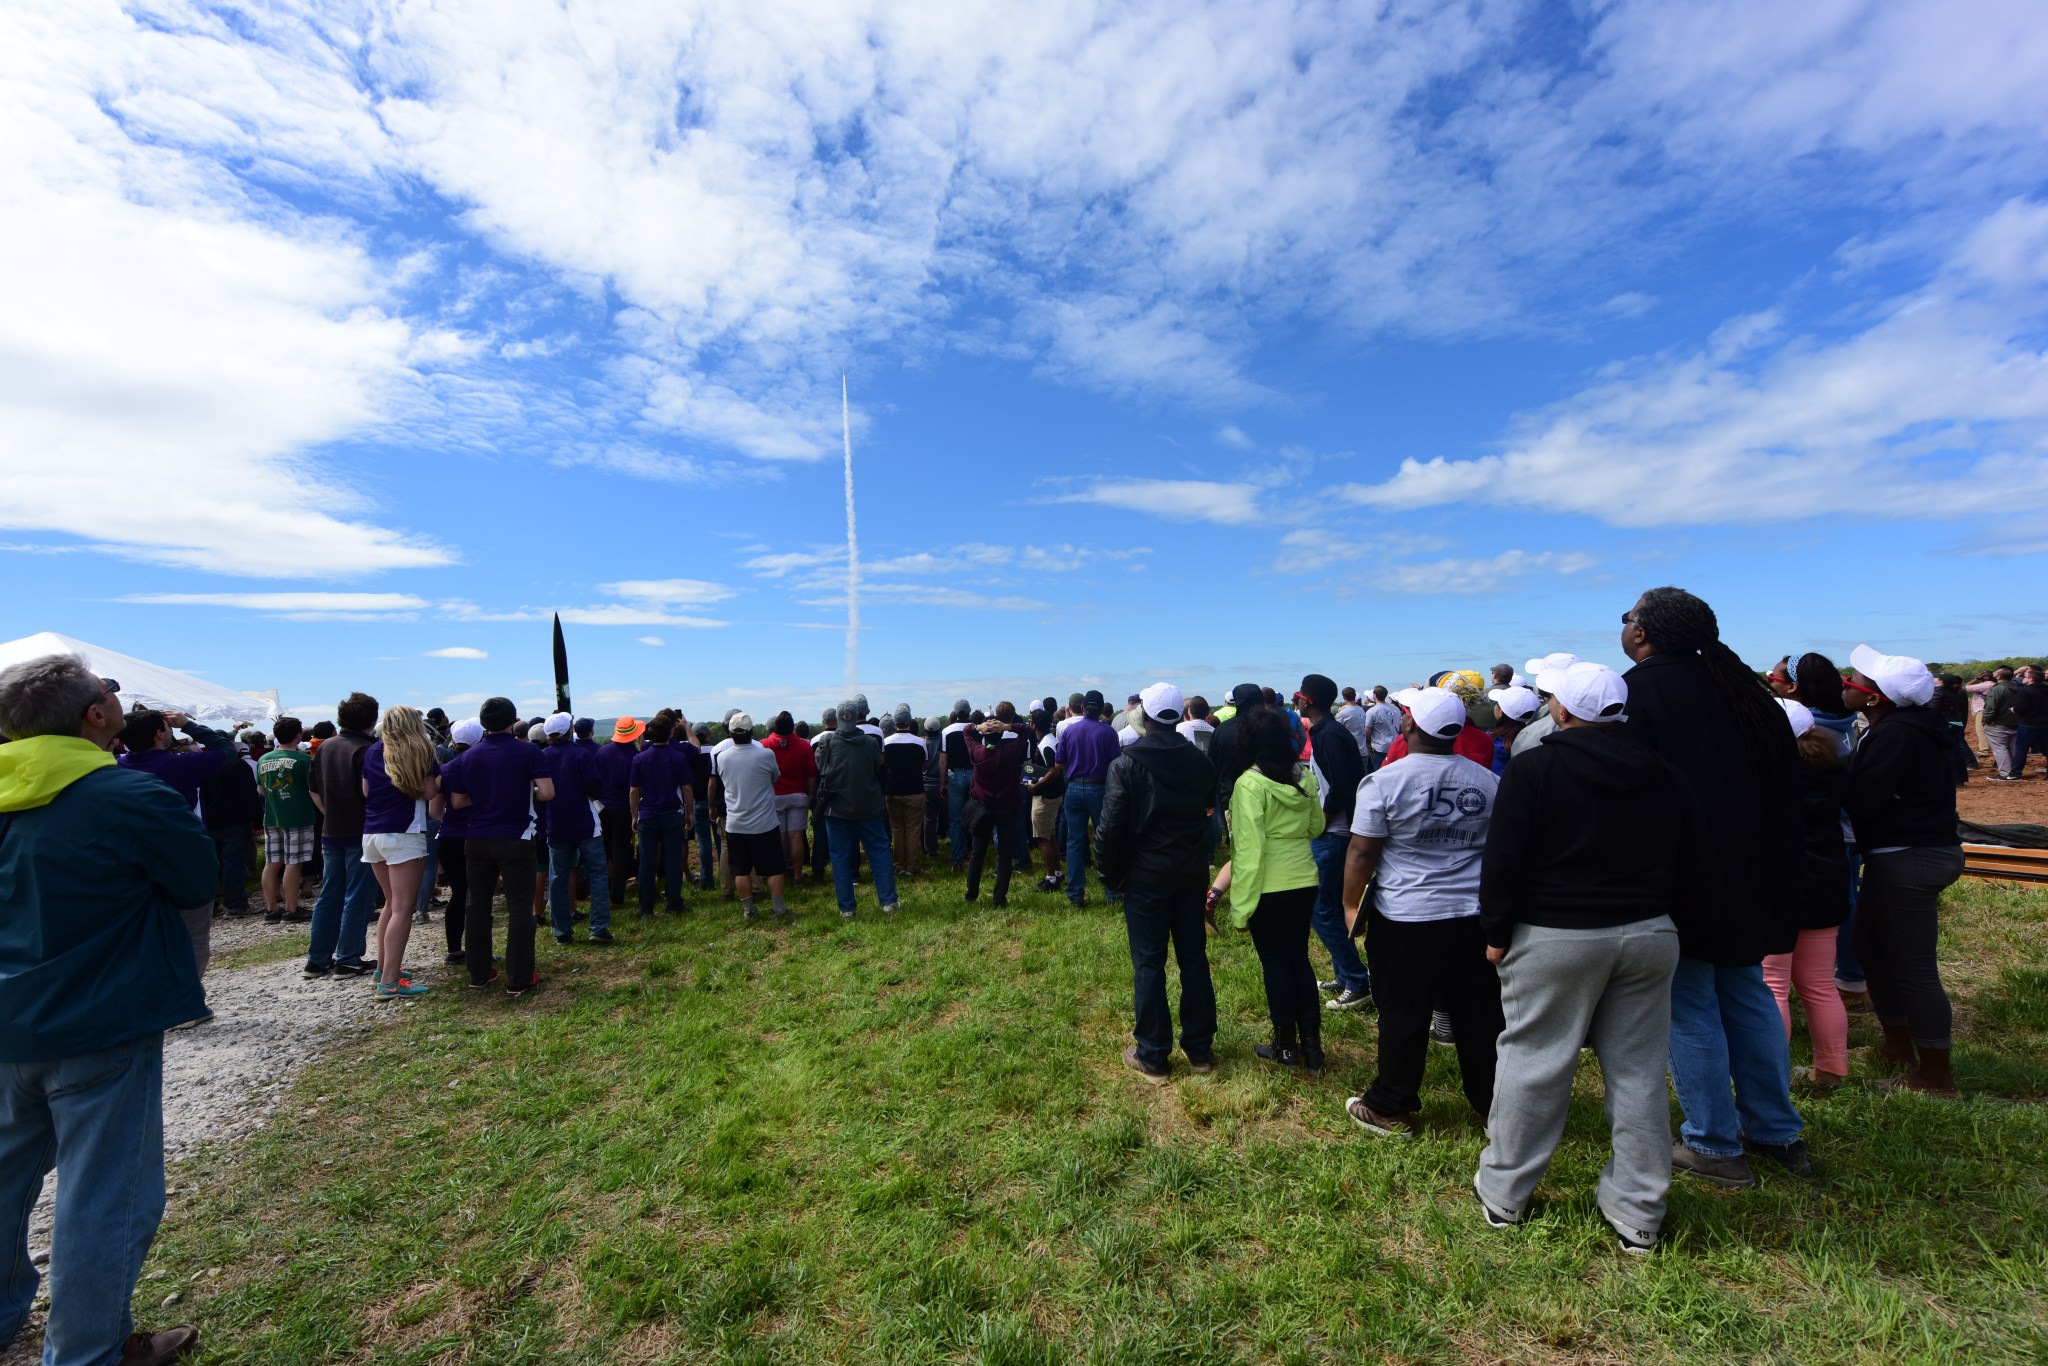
[0,584,2033,1363]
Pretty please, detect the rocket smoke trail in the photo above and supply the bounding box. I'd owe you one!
[842,374,859,695]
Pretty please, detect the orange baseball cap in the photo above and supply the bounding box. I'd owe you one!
[611,716,646,744]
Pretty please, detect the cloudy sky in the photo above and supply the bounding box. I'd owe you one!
[5,0,2045,721]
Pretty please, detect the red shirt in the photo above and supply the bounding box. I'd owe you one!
[761,732,817,796]
[1382,723,1494,769]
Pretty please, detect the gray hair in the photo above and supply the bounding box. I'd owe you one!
[0,654,106,740]
[820,707,838,727]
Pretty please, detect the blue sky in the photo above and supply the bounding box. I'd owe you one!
[4,0,2045,722]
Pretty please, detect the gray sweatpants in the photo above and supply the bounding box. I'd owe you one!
[1475,916,1680,1241]
[1984,723,2018,778]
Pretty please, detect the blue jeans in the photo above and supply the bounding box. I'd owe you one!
[1,1035,165,1366]
[946,769,972,866]
[692,801,717,888]
[825,815,898,913]
[1310,832,1371,995]
[2018,724,2048,775]
[308,839,377,967]
[637,811,685,913]
[414,816,441,914]
[1668,957,1802,1156]
[1063,781,1107,904]
[549,836,611,938]
[1122,881,1216,1068]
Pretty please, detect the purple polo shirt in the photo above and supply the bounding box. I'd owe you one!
[596,740,639,808]
[121,747,232,812]
[545,743,600,845]
[631,742,686,818]
[1057,717,1122,783]
[437,750,472,839]
[440,732,547,841]
[361,740,438,836]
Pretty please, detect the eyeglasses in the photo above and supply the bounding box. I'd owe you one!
[99,677,120,694]
[1841,677,1883,700]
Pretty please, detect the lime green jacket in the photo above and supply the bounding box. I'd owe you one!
[1227,765,1325,927]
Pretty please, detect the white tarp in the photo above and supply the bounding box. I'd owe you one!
[0,632,279,728]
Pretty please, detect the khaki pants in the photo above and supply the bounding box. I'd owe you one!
[886,794,925,875]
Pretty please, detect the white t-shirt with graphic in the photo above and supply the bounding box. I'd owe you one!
[1352,753,1497,922]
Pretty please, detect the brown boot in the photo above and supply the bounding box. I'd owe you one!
[1877,1023,1916,1071]
[121,1326,200,1365]
[1904,1046,1960,1097]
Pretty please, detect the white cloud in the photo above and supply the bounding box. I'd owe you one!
[1216,424,1255,450]
[424,646,488,659]
[600,579,739,606]
[638,636,665,646]
[122,592,429,622]
[1372,550,1599,596]
[1055,479,1266,526]
[1340,201,2048,532]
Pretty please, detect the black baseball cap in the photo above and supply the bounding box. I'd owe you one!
[1229,682,1264,710]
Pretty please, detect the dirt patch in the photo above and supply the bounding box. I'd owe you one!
[1956,769,2048,827]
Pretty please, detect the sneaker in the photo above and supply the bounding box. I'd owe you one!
[1122,1044,1171,1086]
[1472,1177,1520,1229]
[1253,1042,1302,1070]
[467,969,502,990]
[1672,1140,1756,1189]
[444,950,467,966]
[282,909,311,923]
[262,911,285,924]
[1186,1055,1216,1075]
[332,958,378,978]
[169,1009,215,1031]
[302,961,334,979]
[589,929,614,945]
[554,934,574,945]
[1605,1215,1657,1255]
[882,902,899,914]
[1345,1097,1412,1138]
[1317,979,1341,994]
[507,974,541,998]
[375,977,430,1001]
[1429,1011,1456,1046]
[841,908,856,919]
[1327,988,1372,1011]
[1036,873,1063,892]
[1741,1136,1816,1179]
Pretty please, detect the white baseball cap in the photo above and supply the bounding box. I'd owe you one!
[1550,662,1628,724]
[728,711,755,734]
[1524,653,1579,686]
[543,711,574,736]
[1510,672,1530,688]
[1849,644,1936,707]
[1488,686,1542,722]
[450,718,485,747]
[1139,680,1184,724]
[1777,698,1815,737]
[1391,686,1467,738]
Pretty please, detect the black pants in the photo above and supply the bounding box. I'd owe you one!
[465,837,536,989]
[437,833,469,955]
[210,826,251,910]
[1856,846,1965,1049]
[1364,908,1504,1119]
[1247,886,1320,1033]
[1123,879,1216,1068]
[600,807,635,898]
[965,809,1017,904]
[637,810,685,913]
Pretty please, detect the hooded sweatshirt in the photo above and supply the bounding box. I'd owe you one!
[1842,705,1961,852]
[0,736,213,1061]
[1226,764,1324,928]
[1479,726,1714,954]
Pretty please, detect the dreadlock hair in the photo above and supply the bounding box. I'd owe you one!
[1240,705,1302,786]
[1788,652,1846,716]
[1634,586,1789,783]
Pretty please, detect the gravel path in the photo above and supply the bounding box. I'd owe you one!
[7,909,418,1363]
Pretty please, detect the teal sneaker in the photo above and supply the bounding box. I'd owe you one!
[374,976,429,1001]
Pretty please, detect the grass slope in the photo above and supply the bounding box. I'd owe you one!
[147,870,2048,1364]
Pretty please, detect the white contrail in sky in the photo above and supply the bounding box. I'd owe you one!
[842,373,859,696]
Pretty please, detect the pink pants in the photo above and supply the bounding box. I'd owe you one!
[1763,927,1848,1077]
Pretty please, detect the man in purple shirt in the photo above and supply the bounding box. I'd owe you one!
[543,714,611,946]
[598,716,642,909]
[628,710,694,916]
[442,696,554,995]
[117,707,235,979]
[1059,689,1125,908]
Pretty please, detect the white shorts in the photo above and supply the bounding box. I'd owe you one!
[773,792,810,834]
[361,832,429,865]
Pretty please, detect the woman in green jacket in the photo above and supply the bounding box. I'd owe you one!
[1229,707,1328,1074]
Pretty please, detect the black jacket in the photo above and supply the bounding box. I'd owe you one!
[200,756,262,832]
[1308,714,1365,831]
[1842,706,1961,851]
[1793,761,1851,931]
[1480,726,1714,950]
[1622,651,1802,963]
[1095,729,1217,893]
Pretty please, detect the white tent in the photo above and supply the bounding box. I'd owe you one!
[0,632,279,729]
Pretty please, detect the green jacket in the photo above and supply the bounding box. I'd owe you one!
[1227,764,1325,927]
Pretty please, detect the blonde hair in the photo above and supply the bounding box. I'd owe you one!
[379,705,437,799]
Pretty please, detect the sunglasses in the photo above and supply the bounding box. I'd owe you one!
[1841,677,1883,700]
[1620,612,1638,627]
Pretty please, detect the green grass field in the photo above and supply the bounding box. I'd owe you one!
[147,865,2048,1364]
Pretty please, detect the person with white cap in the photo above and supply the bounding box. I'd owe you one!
[709,712,792,920]
[1838,644,1965,1097]
[1619,587,1807,1191]
[1340,686,1503,1137]
[1474,661,1712,1253]
[1095,681,1219,1083]
[1486,686,1541,775]
[1758,699,1852,1093]
[1509,654,1577,758]
[541,713,612,946]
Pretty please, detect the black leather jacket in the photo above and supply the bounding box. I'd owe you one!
[1095,728,1217,892]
